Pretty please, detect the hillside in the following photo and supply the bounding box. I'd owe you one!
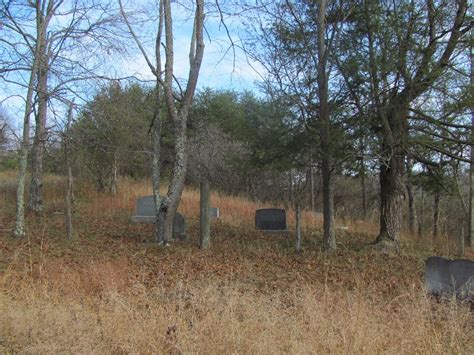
[0,173,472,353]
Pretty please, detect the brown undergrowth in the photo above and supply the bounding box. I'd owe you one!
[0,173,472,353]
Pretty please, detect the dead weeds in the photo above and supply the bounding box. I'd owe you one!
[0,174,472,353]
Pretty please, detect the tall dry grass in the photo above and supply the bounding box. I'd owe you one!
[1,173,473,353]
[1,260,472,354]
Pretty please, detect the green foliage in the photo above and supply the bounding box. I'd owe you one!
[191,88,306,172]
[0,153,19,171]
[71,82,155,189]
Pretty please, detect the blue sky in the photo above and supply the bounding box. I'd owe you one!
[118,1,264,91]
[0,1,264,130]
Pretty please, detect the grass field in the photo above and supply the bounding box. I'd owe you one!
[0,172,473,353]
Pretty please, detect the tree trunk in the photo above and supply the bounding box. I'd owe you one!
[405,157,417,235]
[374,148,405,251]
[199,177,211,249]
[157,116,188,243]
[317,0,336,251]
[14,81,36,238]
[156,0,204,244]
[358,138,367,219]
[310,154,315,213]
[150,85,164,243]
[406,183,417,235]
[321,155,336,250]
[64,103,73,240]
[295,203,302,252]
[469,33,473,249]
[458,220,465,257]
[373,106,408,252]
[418,187,424,239]
[29,57,48,213]
[14,30,42,237]
[110,152,118,195]
[360,158,367,220]
[289,170,294,208]
[433,192,440,239]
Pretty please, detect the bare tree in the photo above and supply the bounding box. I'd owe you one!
[1,0,123,215]
[120,0,205,244]
[3,1,51,237]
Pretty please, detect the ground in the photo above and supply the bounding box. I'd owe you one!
[0,172,473,353]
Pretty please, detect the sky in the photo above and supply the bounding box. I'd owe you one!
[119,1,265,91]
[0,1,265,131]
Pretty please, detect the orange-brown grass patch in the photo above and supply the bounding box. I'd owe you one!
[1,271,472,354]
[0,173,473,353]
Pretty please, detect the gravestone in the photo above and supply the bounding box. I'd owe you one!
[134,195,155,221]
[210,207,220,219]
[172,212,186,240]
[255,208,287,231]
[425,256,474,302]
[131,195,186,239]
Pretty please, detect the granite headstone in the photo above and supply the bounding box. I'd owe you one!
[255,208,287,231]
[425,256,474,301]
[210,207,220,219]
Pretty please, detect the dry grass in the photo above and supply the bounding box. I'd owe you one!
[2,276,472,354]
[0,173,473,354]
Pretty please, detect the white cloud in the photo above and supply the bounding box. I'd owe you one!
[1,1,265,121]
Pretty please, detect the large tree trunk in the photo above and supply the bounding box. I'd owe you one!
[374,145,406,251]
[29,58,48,213]
[199,177,211,249]
[373,105,408,252]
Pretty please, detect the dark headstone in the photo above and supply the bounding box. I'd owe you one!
[131,195,186,239]
[173,212,186,239]
[255,208,287,231]
[210,207,220,219]
[425,256,474,301]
